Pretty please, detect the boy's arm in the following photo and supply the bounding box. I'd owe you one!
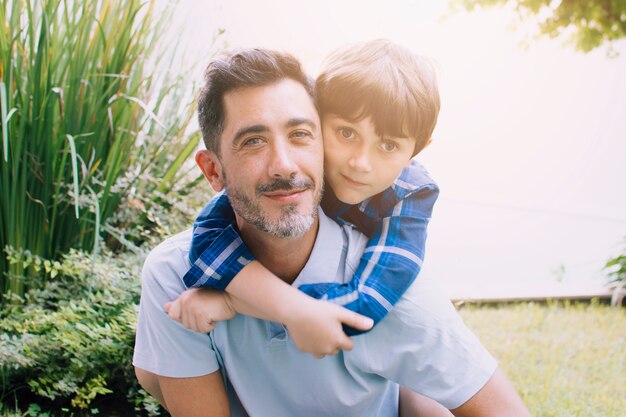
[225,262,374,357]
[183,191,253,291]
[169,263,374,357]
[299,184,438,335]
[175,193,374,357]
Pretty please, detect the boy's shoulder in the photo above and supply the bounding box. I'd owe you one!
[359,159,439,217]
[389,159,438,199]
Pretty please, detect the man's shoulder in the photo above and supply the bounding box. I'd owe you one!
[143,229,193,281]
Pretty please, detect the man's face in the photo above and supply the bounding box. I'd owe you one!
[215,79,324,238]
[322,114,416,204]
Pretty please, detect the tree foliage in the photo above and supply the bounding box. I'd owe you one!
[455,0,626,52]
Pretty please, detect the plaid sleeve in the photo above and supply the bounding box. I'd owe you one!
[182,191,254,290]
[299,185,439,335]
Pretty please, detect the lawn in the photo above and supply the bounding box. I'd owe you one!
[459,301,625,417]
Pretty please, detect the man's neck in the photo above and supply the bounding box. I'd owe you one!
[236,217,319,285]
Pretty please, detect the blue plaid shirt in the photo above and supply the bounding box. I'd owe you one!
[183,159,438,335]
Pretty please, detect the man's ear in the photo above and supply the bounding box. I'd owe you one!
[195,149,225,191]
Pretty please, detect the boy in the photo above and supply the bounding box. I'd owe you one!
[167,39,440,358]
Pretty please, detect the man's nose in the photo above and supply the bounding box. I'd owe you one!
[268,141,298,179]
[348,147,372,173]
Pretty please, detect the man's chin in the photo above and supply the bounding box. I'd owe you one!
[260,206,317,238]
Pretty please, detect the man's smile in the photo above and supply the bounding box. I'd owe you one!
[262,188,308,203]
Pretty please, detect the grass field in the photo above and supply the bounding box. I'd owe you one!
[459,301,625,417]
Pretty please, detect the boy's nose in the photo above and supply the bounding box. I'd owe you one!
[348,149,372,173]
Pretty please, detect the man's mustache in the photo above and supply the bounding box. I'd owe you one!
[256,178,315,194]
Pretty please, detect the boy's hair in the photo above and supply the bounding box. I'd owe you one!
[316,39,440,155]
[198,48,316,156]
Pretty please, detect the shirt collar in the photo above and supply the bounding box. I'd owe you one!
[292,208,345,287]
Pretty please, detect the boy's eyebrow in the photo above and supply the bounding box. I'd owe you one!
[382,134,413,141]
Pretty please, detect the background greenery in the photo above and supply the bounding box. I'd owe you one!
[454,0,626,53]
[0,0,212,413]
[1,298,623,416]
[0,0,202,302]
[461,302,626,417]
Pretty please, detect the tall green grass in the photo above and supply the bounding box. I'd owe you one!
[0,0,203,302]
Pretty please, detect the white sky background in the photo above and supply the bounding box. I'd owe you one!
[162,0,626,295]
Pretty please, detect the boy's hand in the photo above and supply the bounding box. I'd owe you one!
[164,288,236,333]
[284,298,374,359]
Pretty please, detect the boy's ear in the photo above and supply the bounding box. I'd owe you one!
[195,150,225,192]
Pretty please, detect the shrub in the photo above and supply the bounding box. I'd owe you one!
[605,237,626,306]
[0,247,161,415]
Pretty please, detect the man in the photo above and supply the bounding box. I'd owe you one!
[133,48,531,417]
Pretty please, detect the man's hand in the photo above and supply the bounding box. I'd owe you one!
[164,288,236,333]
[284,298,374,358]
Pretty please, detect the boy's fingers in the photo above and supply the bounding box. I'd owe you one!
[165,301,182,321]
[203,320,216,333]
[339,335,354,351]
[341,311,374,331]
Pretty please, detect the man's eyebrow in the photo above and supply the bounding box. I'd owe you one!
[286,118,318,131]
[232,118,318,144]
[233,125,269,144]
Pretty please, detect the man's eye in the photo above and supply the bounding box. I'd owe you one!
[380,141,398,152]
[291,130,311,139]
[243,137,263,146]
[338,128,356,140]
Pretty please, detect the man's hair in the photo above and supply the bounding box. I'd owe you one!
[316,39,440,155]
[197,48,315,155]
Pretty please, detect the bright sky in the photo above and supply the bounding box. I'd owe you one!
[164,0,626,295]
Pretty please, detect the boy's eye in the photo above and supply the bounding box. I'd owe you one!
[338,127,356,140]
[380,141,398,152]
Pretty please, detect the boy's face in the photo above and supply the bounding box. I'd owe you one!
[322,114,416,204]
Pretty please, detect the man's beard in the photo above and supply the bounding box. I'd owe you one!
[225,176,322,238]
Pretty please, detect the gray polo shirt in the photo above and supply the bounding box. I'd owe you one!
[133,209,497,416]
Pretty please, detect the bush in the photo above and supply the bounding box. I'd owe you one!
[0,247,161,415]
[605,237,626,306]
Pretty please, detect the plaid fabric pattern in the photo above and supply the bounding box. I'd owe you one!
[183,191,253,291]
[183,160,438,335]
[305,159,438,334]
